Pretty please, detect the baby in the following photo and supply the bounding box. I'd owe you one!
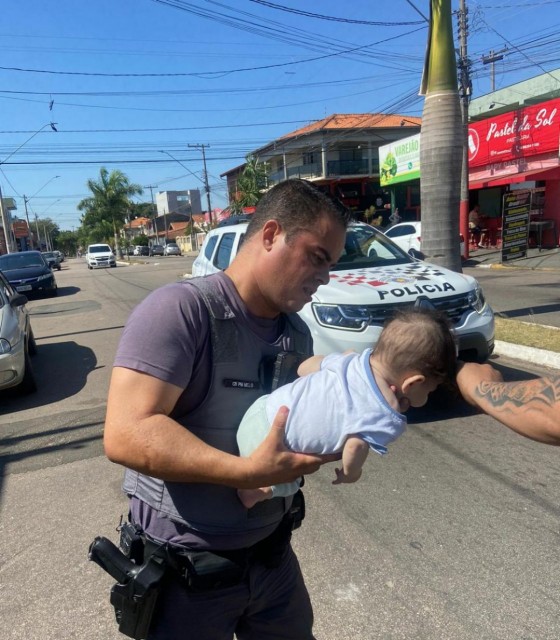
[237,307,457,508]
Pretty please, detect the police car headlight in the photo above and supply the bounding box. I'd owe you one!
[312,304,370,331]
[468,284,486,313]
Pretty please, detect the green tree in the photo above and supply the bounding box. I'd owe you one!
[129,202,153,220]
[33,217,60,250]
[55,230,79,256]
[419,0,463,272]
[78,167,142,253]
[230,155,269,214]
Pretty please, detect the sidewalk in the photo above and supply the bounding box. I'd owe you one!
[464,245,560,272]
[464,245,560,370]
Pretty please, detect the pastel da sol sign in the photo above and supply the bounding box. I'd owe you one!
[468,98,560,168]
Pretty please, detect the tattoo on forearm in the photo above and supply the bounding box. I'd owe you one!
[476,376,560,409]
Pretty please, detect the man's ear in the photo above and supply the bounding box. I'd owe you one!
[261,220,282,250]
[401,373,425,394]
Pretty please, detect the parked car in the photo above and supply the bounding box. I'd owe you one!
[191,219,247,277]
[42,251,62,271]
[192,222,494,362]
[86,243,116,269]
[0,271,37,394]
[0,250,57,298]
[53,250,65,263]
[164,242,182,256]
[384,221,466,258]
[150,244,165,256]
[133,245,150,257]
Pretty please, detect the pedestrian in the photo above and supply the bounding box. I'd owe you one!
[237,308,457,509]
[103,179,352,639]
[457,362,560,445]
[468,205,485,248]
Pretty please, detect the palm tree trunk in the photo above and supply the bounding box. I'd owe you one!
[419,0,463,273]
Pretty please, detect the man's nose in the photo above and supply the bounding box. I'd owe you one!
[317,266,330,285]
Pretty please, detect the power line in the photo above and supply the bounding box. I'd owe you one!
[248,1,425,25]
[0,26,426,78]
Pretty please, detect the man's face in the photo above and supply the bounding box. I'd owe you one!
[258,215,346,316]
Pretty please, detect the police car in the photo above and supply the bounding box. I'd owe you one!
[191,221,494,362]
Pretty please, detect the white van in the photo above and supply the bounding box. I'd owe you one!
[86,243,116,269]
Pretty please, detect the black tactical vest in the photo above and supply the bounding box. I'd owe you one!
[123,276,311,538]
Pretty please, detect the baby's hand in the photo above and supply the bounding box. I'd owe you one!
[332,467,362,484]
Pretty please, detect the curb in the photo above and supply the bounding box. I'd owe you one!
[493,340,560,371]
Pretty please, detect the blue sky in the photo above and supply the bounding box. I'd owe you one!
[1,0,559,230]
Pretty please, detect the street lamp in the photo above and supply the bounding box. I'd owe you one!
[23,176,60,250]
[0,122,58,253]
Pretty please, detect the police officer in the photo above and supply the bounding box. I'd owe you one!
[103,179,351,639]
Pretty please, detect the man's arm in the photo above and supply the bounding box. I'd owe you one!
[332,436,369,484]
[456,363,560,445]
[104,367,340,489]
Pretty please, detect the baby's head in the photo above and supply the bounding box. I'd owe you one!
[373,307,457,409]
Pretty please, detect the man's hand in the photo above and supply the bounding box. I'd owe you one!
[241,406,340,489]
[456,361,503,406]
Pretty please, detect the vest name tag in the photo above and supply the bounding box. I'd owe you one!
[223,378,260,389]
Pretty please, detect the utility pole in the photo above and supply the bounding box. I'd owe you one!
[23,196,34,249]
[188,144,213,226]
[145,184,158,242]
[34,212,42,250]
[457,0,472,259]
[482,48,507,92]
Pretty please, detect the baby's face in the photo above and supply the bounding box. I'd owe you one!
[406,376,441,408]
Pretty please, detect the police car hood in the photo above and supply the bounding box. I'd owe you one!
[312,260,476,304]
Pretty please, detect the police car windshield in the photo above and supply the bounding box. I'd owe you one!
[332,225,411,272]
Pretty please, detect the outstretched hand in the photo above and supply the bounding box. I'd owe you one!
[241,406,341,489]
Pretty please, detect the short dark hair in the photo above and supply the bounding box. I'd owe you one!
[244,179,352,242]
[374,308,457,382]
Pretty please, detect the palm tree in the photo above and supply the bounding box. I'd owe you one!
[78,168,142,254]
[419,0,463,272]
[230,155,269,214]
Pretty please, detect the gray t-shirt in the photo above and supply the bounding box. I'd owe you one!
[114,271,291,547]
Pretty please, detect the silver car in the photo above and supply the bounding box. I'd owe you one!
[164,242,182,256]
[0,271,37,394]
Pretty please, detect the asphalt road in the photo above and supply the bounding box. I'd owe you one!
[1,258,559,639]
[464,265,560,328]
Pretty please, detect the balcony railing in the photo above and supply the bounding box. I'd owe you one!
[267,158,379,186]
[327,159,375,176]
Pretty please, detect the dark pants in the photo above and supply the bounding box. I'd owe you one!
[148,546,315,640]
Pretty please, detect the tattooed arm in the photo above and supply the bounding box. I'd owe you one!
[457,363,560,445]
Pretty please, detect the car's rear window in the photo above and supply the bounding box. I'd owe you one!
[204,235,218,260]
[214,233,236,270]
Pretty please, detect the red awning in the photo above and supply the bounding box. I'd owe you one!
[469,166,560,190]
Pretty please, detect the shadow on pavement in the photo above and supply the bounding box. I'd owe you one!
[0,340,98,415]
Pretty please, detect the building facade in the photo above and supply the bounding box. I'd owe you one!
[221,114,421,222]
[156,190,202,218]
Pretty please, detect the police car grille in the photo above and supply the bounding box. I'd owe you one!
[365,292,472,326]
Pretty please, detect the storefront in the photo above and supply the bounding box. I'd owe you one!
[379,134,421,221]
[468,98,560,254]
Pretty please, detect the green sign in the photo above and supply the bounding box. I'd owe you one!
[379,134,421,187]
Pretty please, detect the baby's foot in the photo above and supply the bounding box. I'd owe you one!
[237,487,273,509]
